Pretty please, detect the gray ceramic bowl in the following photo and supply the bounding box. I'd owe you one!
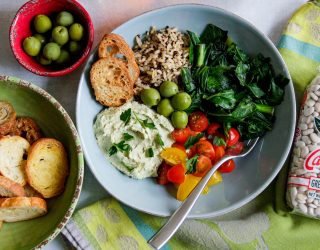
[76,4,296,218]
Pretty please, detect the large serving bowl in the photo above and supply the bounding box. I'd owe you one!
[76,4,296,218]
[0,75,84,249]
[9,0,94,77]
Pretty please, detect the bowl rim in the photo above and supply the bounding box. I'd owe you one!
[0,75,84,249]
[9,0,94,77]
[76,3,296,218]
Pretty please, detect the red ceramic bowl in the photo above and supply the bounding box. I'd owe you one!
[9,0,94,77]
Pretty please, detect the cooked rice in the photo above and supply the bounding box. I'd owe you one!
[133,26,189,90]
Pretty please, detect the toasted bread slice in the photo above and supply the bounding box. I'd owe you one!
[90,57,134,107]
[0,101,16,135]
[23,185,43,198]
[0,176,25,197]
[11,117,42,144]
[0,136,29,186]
[26,138,69,198]
[0,197,47,222]
[98,33,140,83]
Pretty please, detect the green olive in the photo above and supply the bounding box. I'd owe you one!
[157,99,174,117]
[43,42,61,60]
[68,41,82,55]
[159,81,179,98]
[22,36,41,56]
[37,54,51,65]
[171,111,188,129]
[33,14,52,33]
[171,92,192,111]
[56,11,74,26]
[69,23,84,41]
[33,33,48,47]
[52,26,69,46]
[55,49,71,65]
[140,88,161,107]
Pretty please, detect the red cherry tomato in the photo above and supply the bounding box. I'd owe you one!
[167,164,185,184]
[172,143,186,152]
[226,141,244,155]
[195,140,215,160]
[207,122,221,135]
[219,159,236,173]
[211,133,227,149]
[193,155,212,177]
[171,127,191,144]
[227,128,240,147]
[213,145,225,162]
[188,111,209,132]
[157,162,171,185]
[187,145,197,158]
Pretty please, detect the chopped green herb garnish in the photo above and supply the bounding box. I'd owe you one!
[122,163,134,172]
[108,140,132,156]
[133,111,155,129]
[120,108,131,125]
[123,132,134,141]
[212,136,226,146]
[184,133,204,149]
[186,155,199,174]
[155,133,164,147]
[146,148,154,157]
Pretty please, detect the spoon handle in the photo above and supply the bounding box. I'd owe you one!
[148,155,232,250]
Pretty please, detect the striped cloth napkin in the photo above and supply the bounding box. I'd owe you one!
[62,1,320,249]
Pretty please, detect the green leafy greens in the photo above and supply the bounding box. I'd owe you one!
[181,24,289,139]
[184,133,205,149]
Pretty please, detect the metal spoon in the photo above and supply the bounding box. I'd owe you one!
[148,137,260,250]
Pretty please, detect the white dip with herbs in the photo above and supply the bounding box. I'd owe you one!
[94,101,174,179]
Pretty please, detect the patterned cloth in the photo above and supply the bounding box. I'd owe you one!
[62,1,320,249]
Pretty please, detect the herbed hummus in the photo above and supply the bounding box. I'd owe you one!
[94,101,174,179]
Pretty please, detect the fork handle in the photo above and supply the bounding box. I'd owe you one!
[148,155,233,250]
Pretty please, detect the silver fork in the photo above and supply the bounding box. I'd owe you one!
[148,137,260,250]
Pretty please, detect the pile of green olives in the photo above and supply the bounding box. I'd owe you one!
[140,81,192,129]
[22,11,85,67]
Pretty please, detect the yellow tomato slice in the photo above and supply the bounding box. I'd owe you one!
[207,171,223,186]
[160,147,187,166]
[177,172,223,201]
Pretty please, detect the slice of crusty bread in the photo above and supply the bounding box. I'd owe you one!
[11,117,42,145]
[98,33,140,83]
[0,136,30,186]
[0,176,25,197]
[0,101,16,135]
[90,57,134,107]
[26,138,69,198]
[0,197,47,222]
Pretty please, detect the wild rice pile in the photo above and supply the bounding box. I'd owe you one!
[133,27,189,89]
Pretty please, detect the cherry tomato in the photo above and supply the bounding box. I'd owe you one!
[188,111,209,132]
[219,159,236,173]
[171,127,191,143]
[167,164,185,184]
[226,141,244,155]
[187,145,197,158]
[172,143,186,152]
[195,140,215,160]
[213,145,225,162]
[194,155,212,177]
[157,162,171,185]
[207,122,221,135]
[227,128,240,147]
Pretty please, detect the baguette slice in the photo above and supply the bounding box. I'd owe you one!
[26,138,69,198]
[0,176,25,197]
[0,136,30,186]
[11,117,42,145]
[0,197,47,222]
[0,101,16,135]
[23,185,43,198]
[98,33,140,83]
[90,57,134,107]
